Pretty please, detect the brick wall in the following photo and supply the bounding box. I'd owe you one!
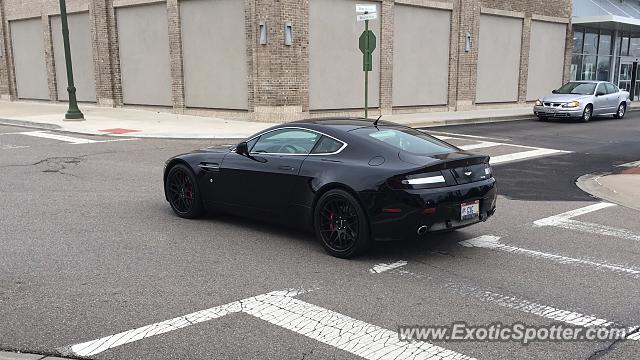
[0,0,572,121]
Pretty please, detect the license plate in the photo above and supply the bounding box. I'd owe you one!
[461,200,480,220]
[545,107,558,114]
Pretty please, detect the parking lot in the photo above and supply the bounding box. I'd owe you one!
[1,113,640,359]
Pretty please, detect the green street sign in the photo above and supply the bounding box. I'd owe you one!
[359,30,376,55]
[359,30,376,72]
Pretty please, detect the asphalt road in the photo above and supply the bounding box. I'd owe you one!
[1,112,639,360]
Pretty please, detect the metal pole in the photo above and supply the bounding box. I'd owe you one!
[59,0,84,120]
[364,18,369,119]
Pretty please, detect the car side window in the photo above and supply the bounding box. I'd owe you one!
[311,136,344,154]
[605,83,617,94]
[596,83,606,95]
[251,129,320,155]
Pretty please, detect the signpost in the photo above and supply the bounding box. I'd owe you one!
[356,4,377,119]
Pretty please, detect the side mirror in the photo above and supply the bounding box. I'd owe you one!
[596,91,606,97]
[236,142,249,156]
[551,89,558,94]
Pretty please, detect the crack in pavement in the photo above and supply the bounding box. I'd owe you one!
[585,326,640,360]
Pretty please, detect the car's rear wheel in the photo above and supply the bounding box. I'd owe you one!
[165,164,203,219]
[581,105,593,122]
[314,189,370,258]
[614,103,626,119]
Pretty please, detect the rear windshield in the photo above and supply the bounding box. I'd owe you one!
[556,82,597,95]
[351,127,457,155]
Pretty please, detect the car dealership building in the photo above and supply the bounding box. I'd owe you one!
[0,0,572,121]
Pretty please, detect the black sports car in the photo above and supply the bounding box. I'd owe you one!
[164,119,497,258]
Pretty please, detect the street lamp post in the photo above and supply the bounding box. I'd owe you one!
[59,0,84,120]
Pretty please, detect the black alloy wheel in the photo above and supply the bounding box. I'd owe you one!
[314,189,370,258]
[166,164,203,219]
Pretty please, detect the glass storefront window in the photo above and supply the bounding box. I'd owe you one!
[571,55,582,81]
[584,32,599,55]
[573,30,584,54]
[598,31,612,55]
[630,38,640,57]
[596,56,612,81]
[621,36,630,56]
[582,55,597,80]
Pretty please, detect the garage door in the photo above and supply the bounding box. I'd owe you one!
[393,5,450,107]
[180,0,247,109]
[116,3,172,106]
[309,0,380,110]
[476,14,523,103]
[527,21,567,100]
[51,12,96,102]
[10,18,49,100]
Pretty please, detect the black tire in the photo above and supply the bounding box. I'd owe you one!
[314,189,370,258]
[165,164,203,219]
[581,105,593,123]
[614,103,626,119]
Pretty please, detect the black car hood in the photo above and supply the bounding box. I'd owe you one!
[398,151,489,169]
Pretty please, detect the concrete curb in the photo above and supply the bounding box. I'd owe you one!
[576,173,640,212]
[0,350,79,360]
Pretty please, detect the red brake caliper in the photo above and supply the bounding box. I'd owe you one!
[329,212,335,231]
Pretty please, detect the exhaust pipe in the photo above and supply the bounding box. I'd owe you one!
[417,225,428,235]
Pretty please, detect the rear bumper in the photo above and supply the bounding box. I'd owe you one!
[533,105,583,118]
[365,178,497,242]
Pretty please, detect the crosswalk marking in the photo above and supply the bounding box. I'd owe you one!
[459,235,640,278]
[489,148,570,165]
[65,289,474,360]
[369,261,408,274]
[534,203,640,242]
[19,131,98,144]
[458,141,500,151]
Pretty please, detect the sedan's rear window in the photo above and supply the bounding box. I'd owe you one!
[352,127,456,155]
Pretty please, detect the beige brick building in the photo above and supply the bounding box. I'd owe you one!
[0,0,572,122]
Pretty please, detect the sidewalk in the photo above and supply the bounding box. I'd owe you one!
[577,161,640,211]
[0,100,638,139]
[0,351,72,360]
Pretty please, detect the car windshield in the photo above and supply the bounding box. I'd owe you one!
[556,82,597,95]
[352,127,457,155]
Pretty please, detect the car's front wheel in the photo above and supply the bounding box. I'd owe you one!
[581,105,593,122]
[165,164,203,219]
[614,103,626,119]
[314,189,370,258]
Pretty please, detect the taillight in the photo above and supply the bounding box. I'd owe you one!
[388,171,448,190]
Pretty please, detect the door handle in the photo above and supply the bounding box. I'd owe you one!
[278,165,295,171]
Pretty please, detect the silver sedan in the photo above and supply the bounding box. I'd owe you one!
[533,81,630,122]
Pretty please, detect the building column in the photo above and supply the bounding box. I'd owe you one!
[250,0,308,122]
[517,16,532,103]
[0,0,13,99]
[89,0,121,106]
[454,0,480,111]
[167,0,185,112]
[379,0,393,115]
[562,21,573,84]
[42,13,58,101]
[447,0,460,111]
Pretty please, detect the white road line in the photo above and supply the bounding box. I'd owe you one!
[534,203,640,242]
[618,160,640,168]
[458,141,500,151]
[424,131,512,142]
[369,261,408,274]
[19,131,97,144]
[490,148,570,165]
[390,269,640,341]
[459,235,640,278]
[66,289,473,360]
[1,144,29,150]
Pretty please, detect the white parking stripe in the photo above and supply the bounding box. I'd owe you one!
[66,289,474,360]
[425,131,512,142]
[459,235,640,278]
[458,141,500,151]
[369,261,408,274]
[534,203,640,242]
[490,148,570,165]
[19,131,97,144]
